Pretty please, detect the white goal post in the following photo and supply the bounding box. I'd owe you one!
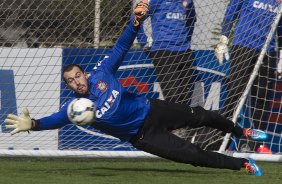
[0,0,281,162]
[219,1,282,157]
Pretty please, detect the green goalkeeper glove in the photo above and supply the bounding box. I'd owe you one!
[133,0,149,27]
[4,107,32,135]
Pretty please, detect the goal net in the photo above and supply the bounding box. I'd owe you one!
[0,0,281,160]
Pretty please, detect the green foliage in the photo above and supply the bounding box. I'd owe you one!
[0,0,132,47]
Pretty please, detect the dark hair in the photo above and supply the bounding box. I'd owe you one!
[62,64,85,82]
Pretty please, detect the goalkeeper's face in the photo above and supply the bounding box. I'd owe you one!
[63,66,89,95]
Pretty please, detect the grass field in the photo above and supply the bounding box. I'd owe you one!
[0,158,281,184]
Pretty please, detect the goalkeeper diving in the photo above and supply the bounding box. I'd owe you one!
[5,0,267,176]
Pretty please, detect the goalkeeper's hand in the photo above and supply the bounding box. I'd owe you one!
[4,107,32,135]
[134,0,149,27]
[276,50,282,79]
[215,35,230,65]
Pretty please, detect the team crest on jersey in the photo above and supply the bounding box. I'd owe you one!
[96,80,108,92]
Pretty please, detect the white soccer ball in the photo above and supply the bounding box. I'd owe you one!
[67,98,95,126]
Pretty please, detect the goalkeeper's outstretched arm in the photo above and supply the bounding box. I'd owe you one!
[102,0,149,74]
[4,102,72,135]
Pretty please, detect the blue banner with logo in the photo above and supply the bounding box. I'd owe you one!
[192,50,230,110]
[0,70,17,132]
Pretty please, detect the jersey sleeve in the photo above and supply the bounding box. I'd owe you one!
[100,16,139,74]
[221,0,244,37]
[36,100,72,130]
[136,22,148,48]
[136,0,156,48]
[148,0,157,13]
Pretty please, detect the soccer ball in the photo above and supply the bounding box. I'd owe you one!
[67,98,96,126]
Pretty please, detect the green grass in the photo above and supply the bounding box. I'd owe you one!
[0,158,281,184]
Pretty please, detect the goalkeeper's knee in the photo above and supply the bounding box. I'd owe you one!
[190,106,210,126]
[197,107,235,132]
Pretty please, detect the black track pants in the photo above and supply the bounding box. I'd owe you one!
[130,99,247,170]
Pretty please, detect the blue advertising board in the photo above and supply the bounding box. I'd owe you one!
[192,50,230,110]
[0,70,17,132]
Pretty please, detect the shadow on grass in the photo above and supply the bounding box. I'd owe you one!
[93,167,213,174]
[24,166,234,176]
